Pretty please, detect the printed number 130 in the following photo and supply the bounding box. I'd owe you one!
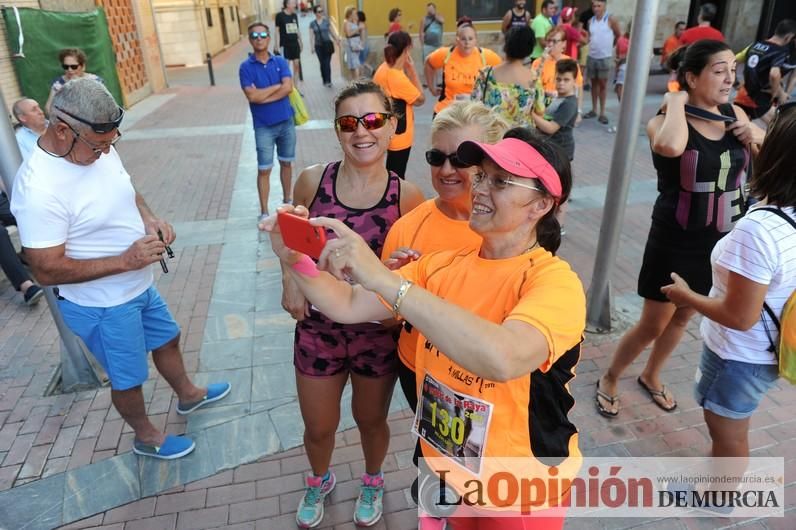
[429,402,465,445]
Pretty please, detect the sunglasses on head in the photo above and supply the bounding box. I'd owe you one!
[335,112,393,132]
[425,148,471,168]
[62,63,81,70]
[250,31,269,40]
[54,105,124,134]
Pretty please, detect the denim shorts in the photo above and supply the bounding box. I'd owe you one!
[254,119,296,170]
[695,345,779,420]
[58,286,180,391]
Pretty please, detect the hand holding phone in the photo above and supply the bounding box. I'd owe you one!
[278,212,327,260]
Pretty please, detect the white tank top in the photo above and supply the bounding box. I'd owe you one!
[589,13,614,59]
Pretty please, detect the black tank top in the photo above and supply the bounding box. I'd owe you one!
[650,104,749,235]
[510,10,529,29]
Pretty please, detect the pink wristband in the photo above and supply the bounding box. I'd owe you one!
[292,254,319,277]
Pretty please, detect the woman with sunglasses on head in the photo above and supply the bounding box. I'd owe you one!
[659,102,796,491]
[46,48,103,114]
[373,31,425,178]
[281,81,423,528]
[265,127,584,529]
[596,40,765,418]
[425,18,501,116]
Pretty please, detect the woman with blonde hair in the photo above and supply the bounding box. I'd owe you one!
[424,17,501,115]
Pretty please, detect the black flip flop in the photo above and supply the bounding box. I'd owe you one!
[637,377,677,412]
[595,380,619,418]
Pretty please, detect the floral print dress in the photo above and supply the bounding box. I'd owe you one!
[471,67,536,128]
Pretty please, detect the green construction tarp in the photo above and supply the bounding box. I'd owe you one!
[2,7,123,109]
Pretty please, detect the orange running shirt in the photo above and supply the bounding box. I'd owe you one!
[531,54,583,94]
[373,63,422,151]
[661,34,681,65]
[426,46,502,114]
[381,199,482,370]
[398,247,586,503]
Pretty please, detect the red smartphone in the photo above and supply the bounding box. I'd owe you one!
[278,212,327,260]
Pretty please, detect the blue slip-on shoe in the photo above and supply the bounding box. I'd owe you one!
[133,434,195,460]
[176,382,232,415]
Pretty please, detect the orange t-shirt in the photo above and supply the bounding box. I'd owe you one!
[381,199,482,370]
[531,54,583,94]
[373,62,422,151]
[661,34,681,65]
[427,46,502,113]
[397,247,585,504]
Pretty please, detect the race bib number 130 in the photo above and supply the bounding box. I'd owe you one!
[412,373,493,474]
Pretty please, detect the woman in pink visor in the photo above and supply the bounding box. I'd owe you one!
[264,127,585,529]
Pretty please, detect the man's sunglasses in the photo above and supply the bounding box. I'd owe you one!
[62,63,81,70]
[425,148,471,168]
[335,112,393,132]
[250,31,270,40]
[54,105,124,134]
[59,118,122,155]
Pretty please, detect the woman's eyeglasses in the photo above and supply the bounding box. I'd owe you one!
[425,149,471,168]
[335,112,393,132]
[472,171,543,192]
[62,63,81,70]
[250,31,269,40]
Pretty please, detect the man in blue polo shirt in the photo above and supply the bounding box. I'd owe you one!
[240,21,295,222]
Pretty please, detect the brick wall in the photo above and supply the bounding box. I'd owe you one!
[96,0,150,107]
[0,1,40,115]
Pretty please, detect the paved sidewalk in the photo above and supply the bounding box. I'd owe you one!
[0,16,792,530]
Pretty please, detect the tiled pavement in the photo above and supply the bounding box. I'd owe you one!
[0,16,793,530]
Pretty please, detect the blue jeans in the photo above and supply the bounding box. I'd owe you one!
[254,119,296,170]
[695,346,779,419]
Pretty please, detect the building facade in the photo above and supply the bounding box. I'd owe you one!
[151,0,244,67]
[1,0,166,112]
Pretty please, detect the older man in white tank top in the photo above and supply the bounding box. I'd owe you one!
[584,0,620,124]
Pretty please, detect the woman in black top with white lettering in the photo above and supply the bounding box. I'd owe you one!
[596,40,764,417]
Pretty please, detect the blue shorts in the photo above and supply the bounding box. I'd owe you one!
[58,286,180,391]
[695,346,779,420]
[254,119,296,170]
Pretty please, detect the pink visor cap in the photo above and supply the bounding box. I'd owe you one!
[457,138,563,199]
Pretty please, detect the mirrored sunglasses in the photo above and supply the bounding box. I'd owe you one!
[425,148,471,168]
[335,112,393,132]
[250,31,269,40]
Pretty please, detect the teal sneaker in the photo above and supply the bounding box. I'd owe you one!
[354,472,384,527]
[296,471,336,528]
[132,434,195,460]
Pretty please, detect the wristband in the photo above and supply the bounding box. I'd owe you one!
[392,278,413,319]
[292,254,319,277]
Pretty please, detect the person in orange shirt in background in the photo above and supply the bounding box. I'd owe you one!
[424,18,502,115]
[661,21,685,68]
[373,31,425,178]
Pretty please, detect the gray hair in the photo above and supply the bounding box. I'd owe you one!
[51,77,120,131]
[11,98,31,121]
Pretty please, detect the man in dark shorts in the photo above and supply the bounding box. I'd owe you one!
[274,0,303,88]
[735,19,796,122]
